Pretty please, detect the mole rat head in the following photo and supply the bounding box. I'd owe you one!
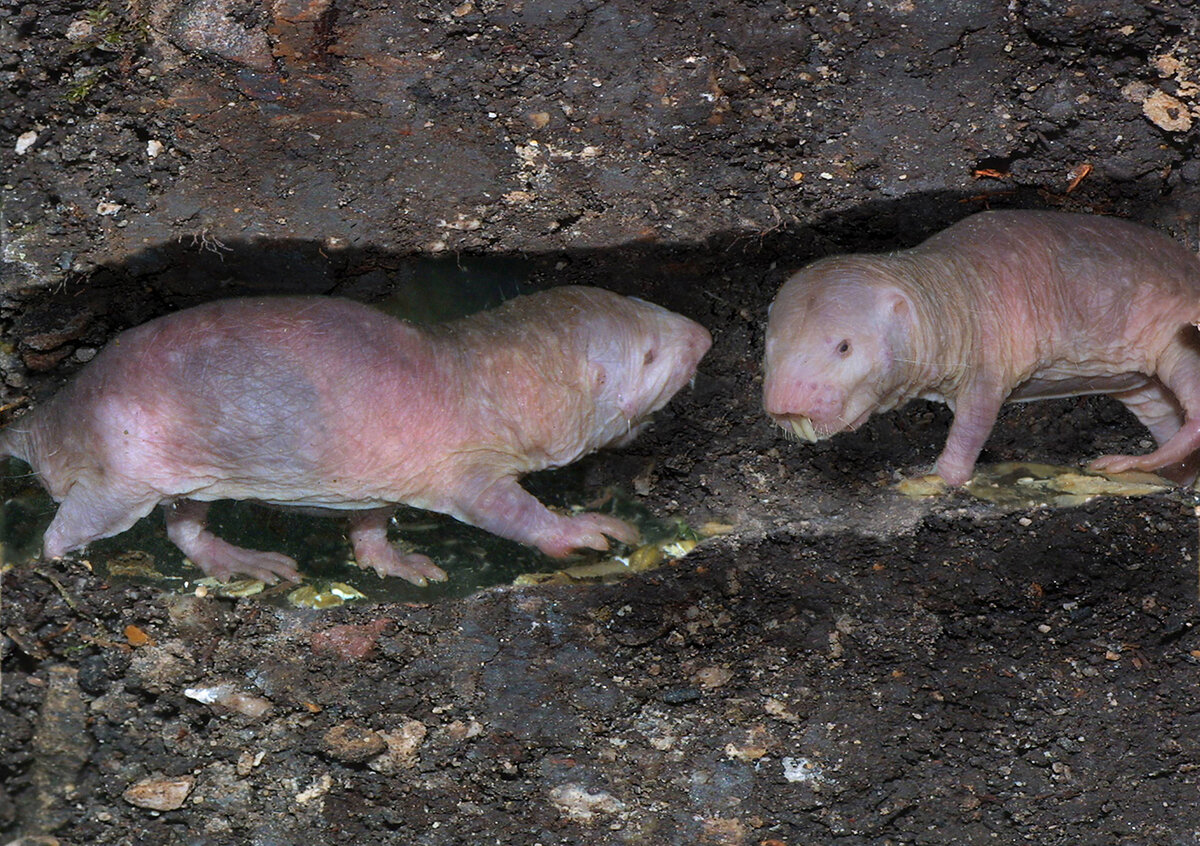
[762,259,913,443]
[584,293,712,444]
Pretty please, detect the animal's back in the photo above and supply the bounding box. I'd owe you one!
[1,297,449,506]
[909,210,1200,379]
[921,210,1200,309]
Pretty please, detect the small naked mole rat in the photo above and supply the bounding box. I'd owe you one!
[1,287,711,584]
[763,209,1200,486]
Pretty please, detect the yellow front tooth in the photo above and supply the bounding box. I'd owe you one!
[791,417,817,442]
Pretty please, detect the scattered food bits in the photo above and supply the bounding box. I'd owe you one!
[288,582,366,609]
[190,577,265,598]
[1065,162,1091,192]
[895,475,948,498]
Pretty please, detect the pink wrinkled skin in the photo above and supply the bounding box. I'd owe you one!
[1,287,711,583]
[763,210,1200,486]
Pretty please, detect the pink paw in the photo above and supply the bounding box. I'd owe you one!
[537,513,641,558]
[1087,453,1152,475]
[354,543,448,587]
[190,546,301,584]
[933,461,973,488]
[1088,452,1193,484]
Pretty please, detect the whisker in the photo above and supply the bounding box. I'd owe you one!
[3,469,41,480]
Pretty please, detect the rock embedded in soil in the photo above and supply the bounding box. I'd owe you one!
[121,776,194,811]
[322,720,387,763]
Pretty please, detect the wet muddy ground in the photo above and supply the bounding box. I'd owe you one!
[4,0,1200,843]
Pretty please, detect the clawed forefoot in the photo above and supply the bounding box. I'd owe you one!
[536,512,641,558]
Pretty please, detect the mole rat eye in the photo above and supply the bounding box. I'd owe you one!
[836,339,851,356]
[643,349,657,366]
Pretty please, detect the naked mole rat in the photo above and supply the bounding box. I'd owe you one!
[763,209,1200,485]
[1,287,711,583]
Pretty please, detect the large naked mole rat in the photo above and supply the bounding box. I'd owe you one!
[763,209,1200,486]
[1,287,711,583]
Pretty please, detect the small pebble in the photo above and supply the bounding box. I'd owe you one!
[183,683,273,718]
[692,666,733,689]
[236,750,265,777]
[1142,89,1193,132]
[549,784,626,821]
[368,720,428,773]
[123,776,194,811]
[324,720,387,763]
[65,19,95,41]
[15,131,37,155]
[662,687,702,705]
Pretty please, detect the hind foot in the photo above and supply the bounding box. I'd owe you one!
[347,508,447,586]
[166,500,300,583]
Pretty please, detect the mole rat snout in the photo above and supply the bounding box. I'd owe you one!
[609,311,712,423]
[764,379,847,439]
[629,296,712,365]
[676,321,714,375]
[670,317,712,372]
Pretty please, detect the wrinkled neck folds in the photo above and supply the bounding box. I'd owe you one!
[429,302,602,470]
[888,252,980,396]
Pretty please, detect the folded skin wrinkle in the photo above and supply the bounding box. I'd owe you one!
[763,209,1200,485]
[1,287,711,583]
